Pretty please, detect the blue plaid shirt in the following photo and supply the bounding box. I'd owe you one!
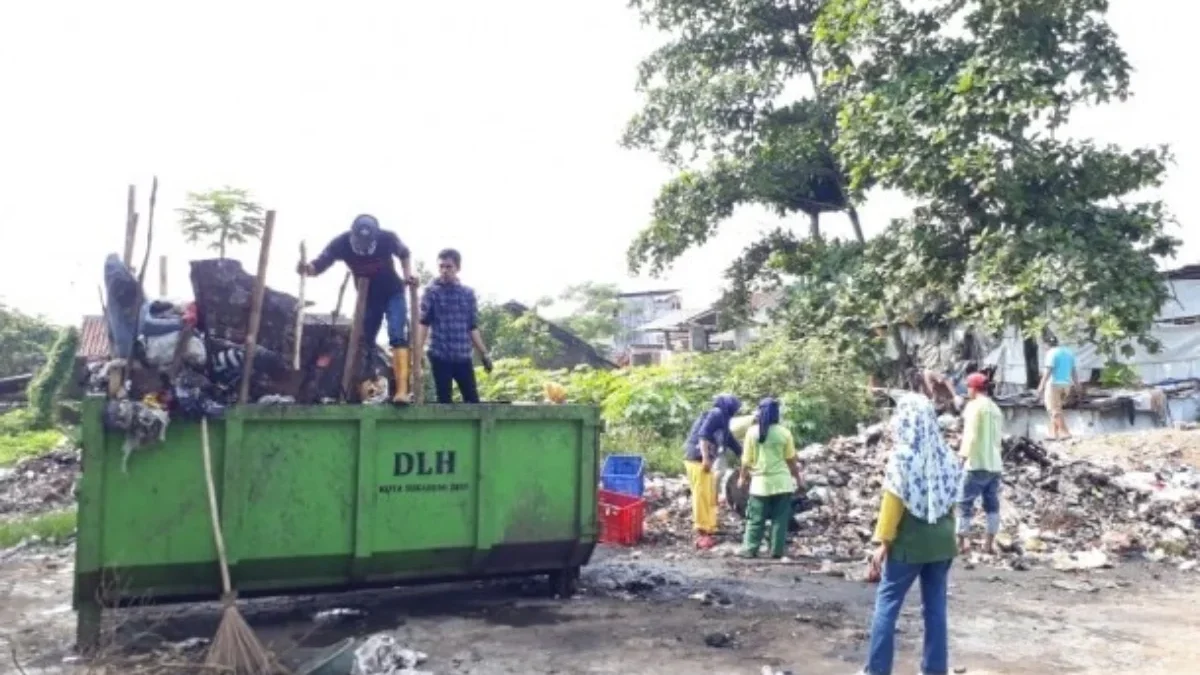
[419,280,478,362]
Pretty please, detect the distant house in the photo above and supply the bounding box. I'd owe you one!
[616,290,682,353]
[500,302,617,370]
[628,290,783,361]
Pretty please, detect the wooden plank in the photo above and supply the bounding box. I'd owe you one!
[238,210,276,405]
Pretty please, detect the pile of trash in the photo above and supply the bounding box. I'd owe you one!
[91,255,389,469]
[642,427,1200,571]
[0,444,78,519]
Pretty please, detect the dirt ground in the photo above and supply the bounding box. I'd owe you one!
[3,429,1200,675]
[3,544,1200,675]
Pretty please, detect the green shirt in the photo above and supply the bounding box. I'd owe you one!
[742,424,797,497]
[962,396,1003,472]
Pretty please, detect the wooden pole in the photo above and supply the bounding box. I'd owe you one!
[159,255,168,297]
[409,283,423,404]
[293,242,307,370]
[331,271,351,324]
[341,278,369,402]
[137,176,159,289]
[238,210,276,405]
[122,185,137,266]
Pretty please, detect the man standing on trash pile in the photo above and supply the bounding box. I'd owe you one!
[737,398,802,559]
[299,214,418,403]
[683,394,742,550]
[1037,335,1078,440]
[417,248,493,403]
[957,372,1004,554]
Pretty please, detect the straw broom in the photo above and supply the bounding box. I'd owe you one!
[202,210,281,674]
[200,417,279,674]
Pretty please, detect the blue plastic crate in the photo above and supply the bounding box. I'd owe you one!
[601,454,645,497]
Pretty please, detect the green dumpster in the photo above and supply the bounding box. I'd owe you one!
[73,396,601,648]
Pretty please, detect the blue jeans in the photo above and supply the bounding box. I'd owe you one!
[865,558,952,675]
[362,291,408,349]
[958,470,1001,535]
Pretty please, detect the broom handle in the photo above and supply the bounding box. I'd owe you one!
[200,417,233,596]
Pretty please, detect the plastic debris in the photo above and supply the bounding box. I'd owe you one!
[351,634,428,675]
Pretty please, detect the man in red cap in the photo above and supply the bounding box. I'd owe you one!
[957,371,1004,554]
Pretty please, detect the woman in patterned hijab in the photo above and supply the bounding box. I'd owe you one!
[861,394,962,675]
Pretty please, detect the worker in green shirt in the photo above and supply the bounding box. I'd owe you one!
[957,371,1004,554]
[737,398,802,559]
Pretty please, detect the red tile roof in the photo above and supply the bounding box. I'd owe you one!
[79,315,110,361]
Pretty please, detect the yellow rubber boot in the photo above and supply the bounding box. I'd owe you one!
[392,347,411,404]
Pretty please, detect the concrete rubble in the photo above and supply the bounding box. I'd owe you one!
[643,426,1200,571]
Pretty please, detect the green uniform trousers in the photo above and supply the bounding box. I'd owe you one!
[741,493,793,558]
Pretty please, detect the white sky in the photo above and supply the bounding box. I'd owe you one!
[0,0,1193,325]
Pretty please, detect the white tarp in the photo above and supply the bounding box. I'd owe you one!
[984,278,1200,387]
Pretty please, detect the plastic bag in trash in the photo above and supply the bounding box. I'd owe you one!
[119,402,170,473]
[141,331,207,369]
[350,634,428,675]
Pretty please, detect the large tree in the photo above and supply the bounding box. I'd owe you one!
[816,0,1178,354]
[623,0,866,325]
[624,0,1178,360]
[556,282,624,355]
[177,187,266,259]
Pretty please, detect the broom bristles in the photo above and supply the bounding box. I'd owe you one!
[204,602,280,675]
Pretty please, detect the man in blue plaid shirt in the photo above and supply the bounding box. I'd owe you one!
[417,249,493,403]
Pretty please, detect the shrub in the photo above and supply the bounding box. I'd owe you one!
[477,333,875,473]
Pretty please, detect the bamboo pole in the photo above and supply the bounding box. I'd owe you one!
[293,242,307,370]
[137,176,159,289]
[331,271,351,324]
[341,278,369,402]
[409,283,423,404]
[238,210,276,405]
[122,185,137,266]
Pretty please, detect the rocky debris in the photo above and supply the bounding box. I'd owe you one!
[0,445,79,519]
[585,560,684,598]
[640,428,1200,570]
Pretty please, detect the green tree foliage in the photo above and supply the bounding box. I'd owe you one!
[815,0,1179,354]
[476,301,560,366]
[556,282,623,354]
[177,187,265,259]
[623,0,1178,360]
[623,0,865,326]
[26,327,80,430]
[0,304,59,377]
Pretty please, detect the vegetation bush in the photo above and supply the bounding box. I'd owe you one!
[477,333,875,474]
[25,326,80,430]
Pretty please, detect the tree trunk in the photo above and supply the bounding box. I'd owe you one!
[1023,337,1040,390]
[218,230,227,259]
[847,207,866,244]
[808,211,821,241]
